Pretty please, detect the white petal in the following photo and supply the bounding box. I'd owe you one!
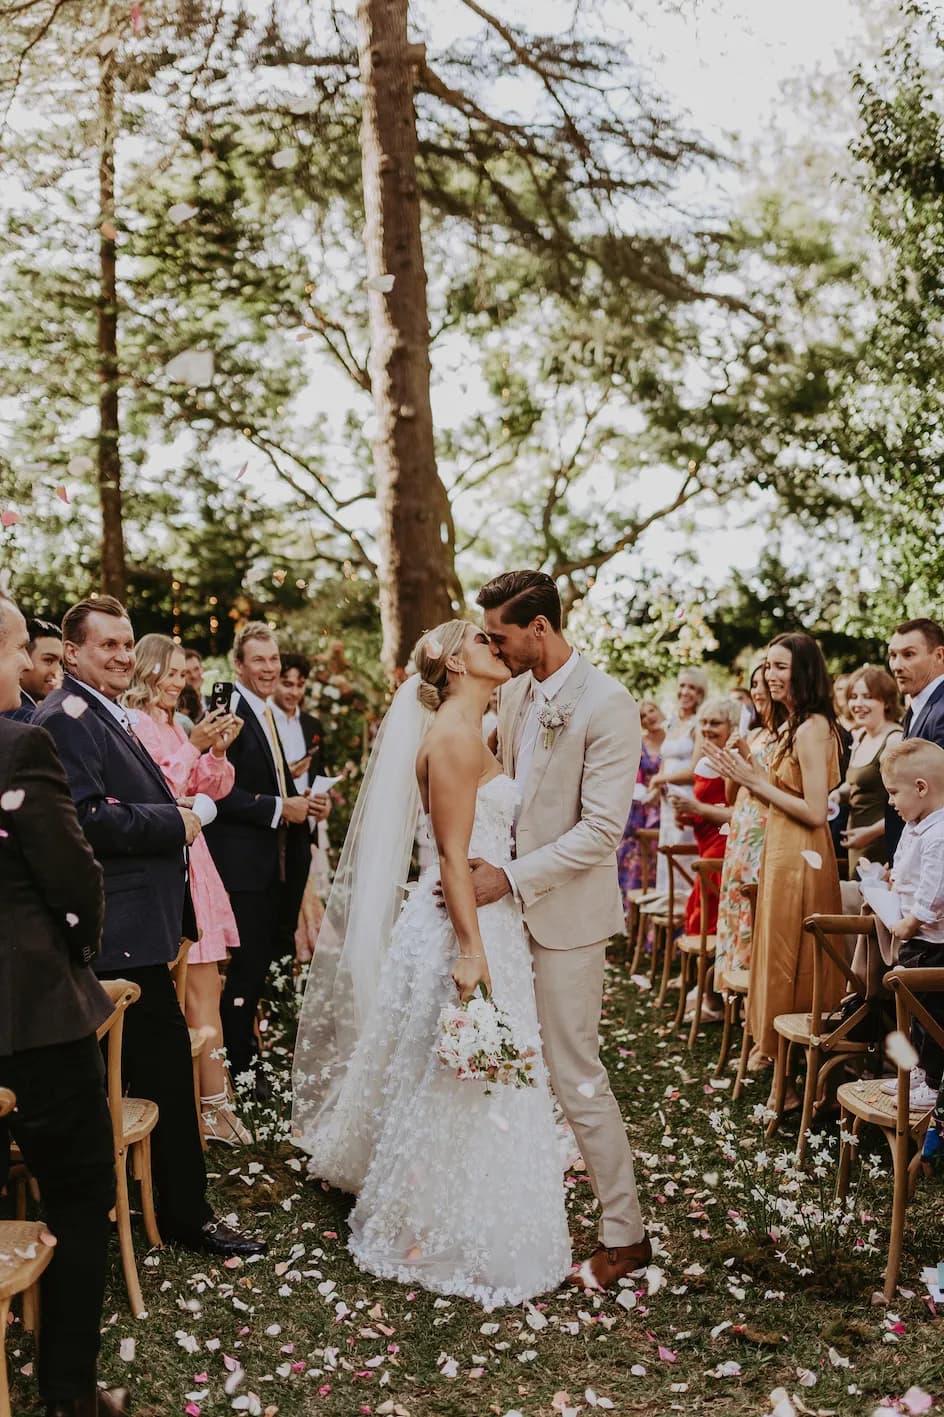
[167,202,199,224]
[367,273,396,293]
[800,850,822,870]
[886,1031,919,1071]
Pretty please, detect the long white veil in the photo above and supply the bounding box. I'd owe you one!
[292,674,434,1146]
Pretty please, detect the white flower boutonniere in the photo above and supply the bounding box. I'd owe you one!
[538,700,573,750]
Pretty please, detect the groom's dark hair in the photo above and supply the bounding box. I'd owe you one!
[476,570,562,632]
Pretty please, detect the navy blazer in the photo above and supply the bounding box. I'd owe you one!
[34,675,191,971]
[204,691,310,896]
[885,678,944,860]
[298,710,328,778]
[0,718,112,1055]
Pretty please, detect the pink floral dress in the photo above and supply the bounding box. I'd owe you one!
[130,711,240,964]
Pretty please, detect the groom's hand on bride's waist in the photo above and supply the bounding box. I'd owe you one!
[433,858,511,909]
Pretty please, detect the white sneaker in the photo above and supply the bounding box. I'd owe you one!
[911,1082,940,1110]
[880,1068,937,1107]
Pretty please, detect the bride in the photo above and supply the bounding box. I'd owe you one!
[292,620,571,1306]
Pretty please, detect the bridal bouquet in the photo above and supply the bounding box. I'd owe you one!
[435,987,538,1091]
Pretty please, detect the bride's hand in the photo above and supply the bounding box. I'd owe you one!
[452,951,492,1003]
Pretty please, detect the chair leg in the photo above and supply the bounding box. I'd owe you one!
[114,1151,146,1318]
[884,1124,911,1301]
[715,992,735,1077]
[765,1035,791,1138]
[193,1057,207,1153]
[629,913,647,975]
[732,1003,751,1101]
[835,1107,854,1201]
[649,920,665,986]
[687,955,710,1049]
[0,1296,11,1417]
[671,951,689,1028]
[135,1136,163,1251]
[795,1045,820,1166]
[21,1276,39,1338]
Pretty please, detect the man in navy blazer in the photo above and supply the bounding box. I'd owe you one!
[886,617,944,858]
[35,596,263,1261]
[204,624,317,1081]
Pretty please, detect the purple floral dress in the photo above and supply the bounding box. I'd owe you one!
[617,741,662,906]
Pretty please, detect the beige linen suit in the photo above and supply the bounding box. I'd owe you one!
[498,654,645,1246]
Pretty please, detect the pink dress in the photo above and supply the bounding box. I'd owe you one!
[130,710,241,964]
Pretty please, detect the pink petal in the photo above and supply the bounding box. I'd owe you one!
[657,1346,677,1363]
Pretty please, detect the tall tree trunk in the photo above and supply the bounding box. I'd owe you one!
[97,45,127,600]
[356,0,459,675]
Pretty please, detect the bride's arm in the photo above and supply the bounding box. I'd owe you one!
[429,730,493,1001]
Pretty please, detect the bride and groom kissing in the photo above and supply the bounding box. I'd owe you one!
[292,569,649,1306]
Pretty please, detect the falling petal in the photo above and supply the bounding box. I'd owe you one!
[800,850,822,870]
[130,2,143,35]
[55,486,70,504]
[577,1081,596,1099]
[67,455,94,477]
[272,147,298,169]
[168,202,199,225]
[1,510,19,528]
[100,219,118,239]
[719,823,730,836]
[886,1031,919,1071]
[165,350,214,387]
[367,273,396,293]
[235,462,249,481]
[65,913,79,927]
[62,696,88,718]
[0,790,25,811]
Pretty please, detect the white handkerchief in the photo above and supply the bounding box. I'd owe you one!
[192,793,218,827]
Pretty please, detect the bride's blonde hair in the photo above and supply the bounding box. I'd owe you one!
[414,620,469,712]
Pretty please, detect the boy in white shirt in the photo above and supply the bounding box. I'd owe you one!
[880,738,944,1109]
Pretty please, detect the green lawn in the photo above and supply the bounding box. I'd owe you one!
[7,956,944,1417]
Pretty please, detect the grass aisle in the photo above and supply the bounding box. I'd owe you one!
[8,954,944,1417]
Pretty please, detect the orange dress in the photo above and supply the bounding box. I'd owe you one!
[749,737,845,1056]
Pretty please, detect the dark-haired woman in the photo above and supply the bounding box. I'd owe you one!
[838,666,902,874]
[705,633,846,1108]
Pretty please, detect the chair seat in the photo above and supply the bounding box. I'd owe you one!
[122,1097,159,1145]
[719,967,750,994]
[0,1220,55,1301]
[626,887,657,906]
[837,1078,935,1129]
[772,1011,869,1050]
[677,933,716,956]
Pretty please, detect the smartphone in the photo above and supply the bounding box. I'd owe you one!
[208,680,234,715]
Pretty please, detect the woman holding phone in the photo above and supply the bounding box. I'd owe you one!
[124,635,251,1145]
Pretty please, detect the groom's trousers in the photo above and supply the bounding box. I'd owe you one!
[530,936,645,1247]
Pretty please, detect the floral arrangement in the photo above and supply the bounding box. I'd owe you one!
[537,700,573,749]
[435,986,538,1092]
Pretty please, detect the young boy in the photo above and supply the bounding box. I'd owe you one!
[880,737,944,1111]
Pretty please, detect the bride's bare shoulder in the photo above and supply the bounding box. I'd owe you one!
[418,718,484,780]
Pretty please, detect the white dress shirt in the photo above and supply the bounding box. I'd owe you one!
[513,649,579,795]
[892,805,944,943]
[271,702,310,793]
[233,683,284,829]
[78,679,134,732]
[908,674,944,727]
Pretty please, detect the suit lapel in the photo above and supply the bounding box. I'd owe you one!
[63,676,175,801]
[498,676,530,779]
[908,680,944,741]
[233,693,295,797]
[520,655,593,816]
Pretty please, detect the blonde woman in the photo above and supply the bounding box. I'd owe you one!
[649,667,708,899]
[124,635,249,1146]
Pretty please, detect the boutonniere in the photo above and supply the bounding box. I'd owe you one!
[538,700,573,749]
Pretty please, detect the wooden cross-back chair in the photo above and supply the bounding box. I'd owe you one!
[670,857,723,1045]
[170,936,216,1151]
[836,965,944,1299]
[766,914,883,1164]
[624,827,660,968]
[653,843,697,1006]
[0,1088,56,1417]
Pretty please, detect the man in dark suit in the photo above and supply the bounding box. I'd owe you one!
[204,625,319,1080]
[0,592,123,1417]
[34,596,262,1260]
[0,615,63,723]
[886,617,944,858]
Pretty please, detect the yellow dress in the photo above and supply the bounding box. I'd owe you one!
[749,736,845,1057]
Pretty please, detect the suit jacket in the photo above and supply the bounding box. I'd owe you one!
[1,689,36,723]
[204,691,310,897]
[34,675,191,971]
[0,717,112,1055]
[497,654,641,949]
[298,710,328,778]
[885,679,944,860]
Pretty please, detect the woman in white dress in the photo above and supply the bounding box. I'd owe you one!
[292,621,571,1308]
[648,667,708,899]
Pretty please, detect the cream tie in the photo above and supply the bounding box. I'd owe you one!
[262,704,289,798]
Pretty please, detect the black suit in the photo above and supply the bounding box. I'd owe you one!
[204,691,309,1078]
[0,718,115,1406]
[34,675,210,1237]
[298,709,328,778]
[885,679,944,860]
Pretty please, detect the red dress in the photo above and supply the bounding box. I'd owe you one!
[684,764,728,936]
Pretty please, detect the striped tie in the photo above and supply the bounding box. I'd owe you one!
[263,704,289,797]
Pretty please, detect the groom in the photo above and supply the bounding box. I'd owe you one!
[473,570,649,1289]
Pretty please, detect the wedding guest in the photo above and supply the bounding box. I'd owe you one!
[0,591,123,1417]
[205,624,319,1082]
[833,673,854,733]
[649,667,708,900]
[714,665,776,985]
[706,632,846,1108]
[616,699,665,920]
[838,665,902,874]
[881,738,944,1108]
[124,634,250,1147]
[886,618,944,859]
[673,698,740,1020]
[0,616,63,722]
[34,597,263,1258]
[183,647,206,721]
[176,682,202,733]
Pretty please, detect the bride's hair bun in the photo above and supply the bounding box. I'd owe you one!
[414,620,469,712]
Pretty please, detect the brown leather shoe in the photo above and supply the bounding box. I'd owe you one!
[567,1233,653,1291]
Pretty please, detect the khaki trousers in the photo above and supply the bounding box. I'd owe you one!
[530,936,645,1247]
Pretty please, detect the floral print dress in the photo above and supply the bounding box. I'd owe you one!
[714,731,775,985]
[616,740,662,906]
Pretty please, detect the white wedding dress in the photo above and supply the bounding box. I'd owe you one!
[299,774,571,1307]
